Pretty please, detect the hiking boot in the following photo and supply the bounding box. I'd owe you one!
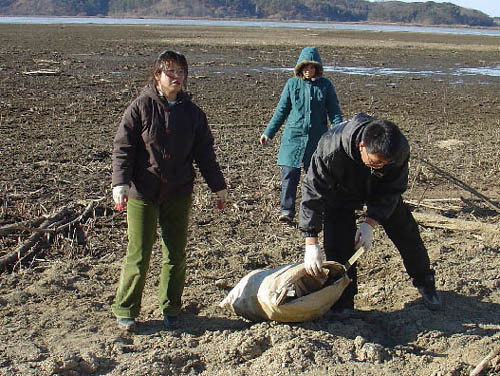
[278,214,293,222]
[163,312,179,329]
[116,317,136,332]
[414,272,442,311]
[418,285,442,311]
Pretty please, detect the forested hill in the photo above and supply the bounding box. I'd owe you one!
[0,0,495,27]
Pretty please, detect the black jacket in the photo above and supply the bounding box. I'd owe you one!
[299,113,410,236]
[112,85,226,202]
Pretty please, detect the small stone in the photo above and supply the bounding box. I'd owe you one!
[354,335,366,349]
[215,279,230,288]
[357,342,386,363]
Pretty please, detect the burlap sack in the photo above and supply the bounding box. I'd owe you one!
[219,261,351,322]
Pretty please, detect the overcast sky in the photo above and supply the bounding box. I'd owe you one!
[369,1,500,17]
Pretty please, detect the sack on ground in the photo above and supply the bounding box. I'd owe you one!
[219,261,350,322]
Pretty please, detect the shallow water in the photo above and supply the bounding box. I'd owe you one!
[264,65,500,77]
[1,16,500,37]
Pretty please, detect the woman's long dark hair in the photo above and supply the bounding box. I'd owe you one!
[147,50,188,89]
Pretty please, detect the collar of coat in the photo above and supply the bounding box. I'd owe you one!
[142,84,193,107]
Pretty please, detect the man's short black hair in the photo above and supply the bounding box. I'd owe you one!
[361,119,402,160]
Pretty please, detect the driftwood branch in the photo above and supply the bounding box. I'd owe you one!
[0,199,103,237]
[22,69,60,76]
[405,199,461,211]
[0,217,46,236]
[4,226,55,234]
[413,212,499,240]
[0,199,106,269]
[53,199,102,233]
[73,223,86,246]
[5,188,44,200]
[0,207,71,268]
[422,198,462,202]
[460,197,487,212]
[417,158,500,214]
[470,347,500,376]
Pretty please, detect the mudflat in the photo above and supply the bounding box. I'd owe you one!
[1,24,499,376]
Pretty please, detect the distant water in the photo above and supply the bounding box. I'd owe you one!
[1,16,500,37]
[266,66,500,77]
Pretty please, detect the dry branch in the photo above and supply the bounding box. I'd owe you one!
[0,217,46,236]
[470,347,500,376]
[0,199,105,269]
[54,199,102,233]
[413,212,499,239]
[22,69,60,76]
[8,232,44,267]
[2,225,54,235]
[417,158,500,214]
[0,199,103,237]
[0,207,71,269]
[404,199,461,211]
[74,223,86,246]
[5,188,44,199]
[422,198,462,202]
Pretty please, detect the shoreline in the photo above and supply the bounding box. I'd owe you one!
[0,15,499,34]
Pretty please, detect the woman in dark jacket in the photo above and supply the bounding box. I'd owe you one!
[259,46,342,222]
[111,50,227,332]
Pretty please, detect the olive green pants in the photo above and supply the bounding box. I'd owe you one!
[112,195,192,319]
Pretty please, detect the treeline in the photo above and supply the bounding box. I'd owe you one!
[0,0,495,27]
[368,1,494,27]
[0,0,109,16]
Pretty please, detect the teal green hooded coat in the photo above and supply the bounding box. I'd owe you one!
[263,46,342,170]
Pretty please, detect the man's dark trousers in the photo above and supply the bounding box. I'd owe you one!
[323,197,432,308]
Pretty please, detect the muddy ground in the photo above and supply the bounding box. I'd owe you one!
[0,24,499,376]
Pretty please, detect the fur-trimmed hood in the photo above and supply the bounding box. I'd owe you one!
[294,46,324,79]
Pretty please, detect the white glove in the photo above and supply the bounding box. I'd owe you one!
[354,222,374,251]
[259,134,269,145]
[215,189,228,209]
[112,185,129,211]
[304,244,324,277]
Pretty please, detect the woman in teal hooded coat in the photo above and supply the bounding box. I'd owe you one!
[260,46,343,222]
